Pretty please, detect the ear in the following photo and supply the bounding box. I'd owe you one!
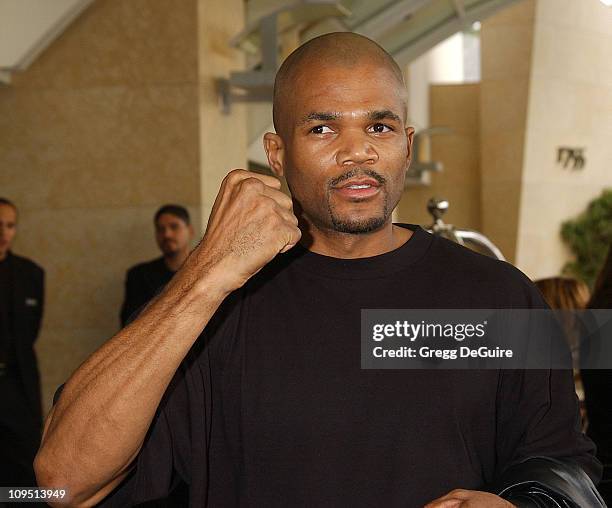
[405,126,415,166]
[188,224,194,239]
[263,132,285,178]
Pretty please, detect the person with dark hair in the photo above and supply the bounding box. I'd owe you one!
[0,198,44,487]
[153,204,191,227]
[36,34,603,507]
[534,277,590,361]
[535,276,591,361]
[536,277,591,312]
[582,242,612,504]
[120,205,194,327]
[535,276,591,428]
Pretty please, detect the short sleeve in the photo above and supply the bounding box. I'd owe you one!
[98,357,199,507]
[495,368,601,482]
[493,266,602,484]
[98,289,243,507]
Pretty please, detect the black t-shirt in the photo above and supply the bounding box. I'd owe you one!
[120,257,175,327]
[0,256,15,366]
[102,225,598,507]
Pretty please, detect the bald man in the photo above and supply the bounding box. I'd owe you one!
[36,34,602,507]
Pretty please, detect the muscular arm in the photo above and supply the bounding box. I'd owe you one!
[34,170,301,507]
[35,265,227,506]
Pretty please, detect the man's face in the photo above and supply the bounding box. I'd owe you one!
[276,61,413,235]
[0,204,17,258]
[155,213,192,257]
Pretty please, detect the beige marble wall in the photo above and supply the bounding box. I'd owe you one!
[396,84,481,231]
[479,0,536,264]
[515,0,612,279]
[197,0,247,226]
[399,0,612,275]
[0,0,201,413]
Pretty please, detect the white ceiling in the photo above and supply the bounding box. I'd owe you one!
[0,0,94,83]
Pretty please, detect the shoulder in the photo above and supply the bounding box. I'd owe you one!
[425,234,547,308]
[10,253,44,278]
[427,233,515,277]
[126,257,164,278]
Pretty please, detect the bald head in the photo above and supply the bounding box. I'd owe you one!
[272,32,406,136]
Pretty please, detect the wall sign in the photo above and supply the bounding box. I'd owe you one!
[557,147,585,170]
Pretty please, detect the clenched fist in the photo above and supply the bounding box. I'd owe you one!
[188,169,301,295]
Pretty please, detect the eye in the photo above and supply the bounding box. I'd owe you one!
[369,123,392,133]
[311,125,333,134]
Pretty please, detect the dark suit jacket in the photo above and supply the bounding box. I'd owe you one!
[120,257,174,327]
[4,252,44,426]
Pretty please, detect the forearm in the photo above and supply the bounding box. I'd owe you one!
[35,169,301,506]
[35,265,228,504]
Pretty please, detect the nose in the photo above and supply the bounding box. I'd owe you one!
[335,130,378,167]
[157,230,171,241]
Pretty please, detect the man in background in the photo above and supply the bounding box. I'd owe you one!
[0,197,44,486]
[120,204,193,327]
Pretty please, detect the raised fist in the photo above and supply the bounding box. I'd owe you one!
[192,169,301,294]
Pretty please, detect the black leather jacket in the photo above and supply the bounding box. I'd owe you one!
[490,457,606,507]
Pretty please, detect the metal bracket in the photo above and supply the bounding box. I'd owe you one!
[220,0,350,114]
[405,126,452,185]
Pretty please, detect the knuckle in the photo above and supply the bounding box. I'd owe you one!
[260,197,276,212]
[240,177,264,193]
[280,195,293,209]
[287,223,300,236]
[225,168,246,185]
[269,210,283,225]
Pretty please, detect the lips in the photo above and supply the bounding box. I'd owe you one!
[332,178,382,199]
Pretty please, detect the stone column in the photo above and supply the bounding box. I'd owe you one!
[514,0,612,278]
[479,0,536,263]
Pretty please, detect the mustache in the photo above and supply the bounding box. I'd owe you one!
[328,168,386,189]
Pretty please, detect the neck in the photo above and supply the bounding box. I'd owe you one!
[299,220,411,259]
[164,249,189,272]
[0,250,7,262]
